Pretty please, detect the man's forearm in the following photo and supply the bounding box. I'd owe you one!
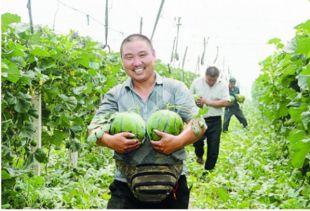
[178,120,207,147]
[205,99,230,108]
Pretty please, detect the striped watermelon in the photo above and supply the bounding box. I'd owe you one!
[110,112,146,141]
[147,110,184,141]
[236,94,245,103]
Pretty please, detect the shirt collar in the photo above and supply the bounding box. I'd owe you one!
[124,72,163,89]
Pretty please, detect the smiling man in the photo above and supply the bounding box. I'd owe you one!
[88,34,207,209]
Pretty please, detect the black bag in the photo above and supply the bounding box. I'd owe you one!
[116,160,183,203]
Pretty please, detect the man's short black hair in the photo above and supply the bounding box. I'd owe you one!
[229,77,236,83]
[120,34,153,57]
[205,66,220,77]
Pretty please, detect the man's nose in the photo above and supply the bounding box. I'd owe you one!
[132,57,142,66]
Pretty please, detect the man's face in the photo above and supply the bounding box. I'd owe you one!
[121,39,156,82]
[205,75,218,87]
[229,82,235,89]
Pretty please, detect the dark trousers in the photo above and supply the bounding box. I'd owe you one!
[107,175,190,209]
[193,116,222,170]
[223,107,248,132]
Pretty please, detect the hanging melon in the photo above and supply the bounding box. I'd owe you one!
[110,112,146,142]
[147,110,184,141]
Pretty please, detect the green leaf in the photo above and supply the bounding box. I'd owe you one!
[197,105,209,118]
[1,59,20,83]
[289,103,307,124]
[1,13,21,32]
[301,111,310,130]
[46,84,60,98]
[295,19,310,34]
[13,93,32,113]
[267,37,284,49]
[217,187,229,201]
[88,69,97,76]
[297,65,310,91]
[51,130,69,146]
[31,46,50,57]
[1,169,12,180]
[59,94,77,110]
[288,129,310,168]
[73,85,87,95]
[295,36,310,57]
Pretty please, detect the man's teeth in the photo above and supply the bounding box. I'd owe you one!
[134,68,143,74]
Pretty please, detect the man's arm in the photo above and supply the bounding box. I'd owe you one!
[196,97,230,108]
[203,98,230,108]
[97,132,140,154]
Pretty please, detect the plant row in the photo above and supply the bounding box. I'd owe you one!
[252,19,310,171]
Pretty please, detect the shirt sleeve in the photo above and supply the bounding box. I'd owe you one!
[222,82,231,101]
[87,86,120,135]
[95,86,120,115]
[189,78,199,95]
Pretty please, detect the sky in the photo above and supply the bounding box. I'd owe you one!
[2,0,310,97]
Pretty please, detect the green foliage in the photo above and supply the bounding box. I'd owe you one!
[252,19,310,169]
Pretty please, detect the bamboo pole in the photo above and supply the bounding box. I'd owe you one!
[139,17,143,34]
[151,0,165,40]
[201,37,209,65]
[174,17,182,61]
[181,46,188,70]
[27,0,34,34]
[31,94,41,176]
[212,46,219,65]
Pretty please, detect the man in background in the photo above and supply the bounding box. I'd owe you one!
[223,77,248,132]
[190,66,230,174]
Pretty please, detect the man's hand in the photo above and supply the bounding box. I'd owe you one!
[197,97,230,108]
[195,96,204,108]
[150,130,182,155]
[98,132,141,154]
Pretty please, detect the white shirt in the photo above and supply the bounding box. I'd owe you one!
[190,76,230,117]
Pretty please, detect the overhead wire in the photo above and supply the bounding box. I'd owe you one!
[51,0,232,72]
[55,0,125,36]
